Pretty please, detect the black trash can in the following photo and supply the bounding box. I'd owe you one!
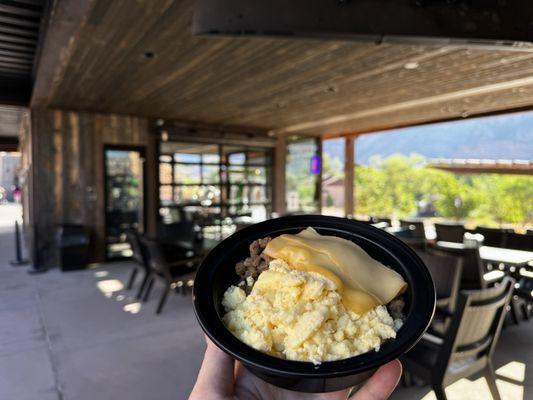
[57,224,90,271]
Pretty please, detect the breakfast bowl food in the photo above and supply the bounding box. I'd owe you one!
[193,215,435,393]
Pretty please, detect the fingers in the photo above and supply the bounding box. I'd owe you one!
[350,360,402,400]
[189,338,235,398]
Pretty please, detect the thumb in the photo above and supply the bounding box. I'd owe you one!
[350,360,402,400]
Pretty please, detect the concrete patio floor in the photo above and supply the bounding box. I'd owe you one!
[0,203,531,400]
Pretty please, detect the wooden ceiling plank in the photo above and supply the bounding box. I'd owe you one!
[0,48,33,59]
[81,0,189,109]
[54,0,176,108]
[235,49,531,128]
[276,75,533,134]
[31,0,95,106]
[0,3,41,17]
[0,23,38,38]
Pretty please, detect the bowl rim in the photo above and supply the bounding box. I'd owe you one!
[193,215,435,379]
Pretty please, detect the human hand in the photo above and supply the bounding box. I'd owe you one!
[189,339,402,400]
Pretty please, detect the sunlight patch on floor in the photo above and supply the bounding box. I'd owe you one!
[418,363,525,400]
[94,270,109,278]
[497,361,526,383]
[123,302,142,314]
[96,279,124,295]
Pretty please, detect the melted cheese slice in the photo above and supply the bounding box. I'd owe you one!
[263,227,407,314]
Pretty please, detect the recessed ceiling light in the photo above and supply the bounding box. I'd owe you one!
[403,61,419,70]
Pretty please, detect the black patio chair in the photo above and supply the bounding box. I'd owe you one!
[505,232,533,251]
[140,237,198,314]
[401,277,514,400]
[473,226,513,248]
[513,265,533,320]
[400,219,427,250]
[124,230,154,300]
[434,223,465,243]
[430,243,504,290]
[416,250,462,336]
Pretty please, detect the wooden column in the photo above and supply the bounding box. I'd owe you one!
[273,134,287,215]
[344,137,355,217]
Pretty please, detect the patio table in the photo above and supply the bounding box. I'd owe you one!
[479,246,533,267]
[436,241,533,267]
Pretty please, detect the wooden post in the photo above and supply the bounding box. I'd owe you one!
[344,137,355,217]
[273,135,287,215]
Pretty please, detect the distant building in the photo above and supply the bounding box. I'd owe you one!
[322,175,344,208]
[0,153,21,200]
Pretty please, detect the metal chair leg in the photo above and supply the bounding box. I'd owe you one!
[520,302,530,320]
[509,299,520,325]
[484,364,502,400]
[156,286,170,314]
[431,382,448,400]
[143,277,155,303]
[126,267,138,290]
[136,272,150,300]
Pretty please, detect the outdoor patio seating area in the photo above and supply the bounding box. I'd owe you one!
[1,1,533,399]
[0,213,531,400]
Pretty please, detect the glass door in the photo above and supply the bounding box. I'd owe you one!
[104,146,145,259]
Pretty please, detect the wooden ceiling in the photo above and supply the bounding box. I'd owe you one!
[0,0,46,105]
[0,106,24,137]
[33,0,533,136]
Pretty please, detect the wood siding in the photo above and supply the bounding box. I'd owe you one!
[27,109,156,267]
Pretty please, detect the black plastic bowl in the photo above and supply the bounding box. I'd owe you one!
[193,215,435,393]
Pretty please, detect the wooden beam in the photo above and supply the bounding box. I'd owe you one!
[344,137,354,217]
[276,75,533,135]
[31,0,94,106]
[273,134,286,214]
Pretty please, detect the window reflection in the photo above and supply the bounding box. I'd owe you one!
[158,142,272,241]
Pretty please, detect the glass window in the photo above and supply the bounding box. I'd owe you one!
[174,185,221,205]
[228,152,245,165]
[159,163,172,184]
[174,164,201,184]
[247,151,270,165]
[174,153,201,163]
[159,141,273,234]
[248,167,267,184]
[228,166,245,183]
[202,165,220,184]
[159,185,173,205]
[249,186,268,203]
[286,137,320,213]
[322,138,345,217]
[203,153,220,164]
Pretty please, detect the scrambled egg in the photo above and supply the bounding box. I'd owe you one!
[222,259,400,364]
